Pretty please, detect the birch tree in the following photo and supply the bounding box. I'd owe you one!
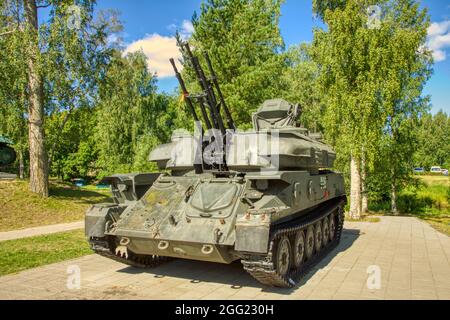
[0,0,118,196]
[312,0,432,218]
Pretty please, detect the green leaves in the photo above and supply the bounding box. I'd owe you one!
[94,52,172,177]
[313,0,432,161]
[312,0,433,210]
[280,43,324,131]
[414,111,450,169]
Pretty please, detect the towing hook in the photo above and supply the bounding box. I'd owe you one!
[115,246,128,259]
[214,228,223,243]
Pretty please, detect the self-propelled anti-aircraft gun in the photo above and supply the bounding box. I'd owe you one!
[85,43,346,287]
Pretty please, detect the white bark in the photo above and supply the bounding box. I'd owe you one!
[391,182,398,215]
[361,156,368,214]
[19,149,24,179]
[349,155,361,219]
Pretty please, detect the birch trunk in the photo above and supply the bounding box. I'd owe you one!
[391,179,398,215]
[19,149,24,179]
[25,0,48,197]
[349,155,361,219]
[361,156,368,213]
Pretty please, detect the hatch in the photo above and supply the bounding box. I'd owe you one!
[188,182,240,218]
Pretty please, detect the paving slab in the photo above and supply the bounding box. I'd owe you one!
[0,221,83,241]
[0,216,449,300]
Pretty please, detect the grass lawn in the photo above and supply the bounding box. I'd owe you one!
[0,179,111,232]
[410,175,449,235]
[417,175,449,187]
[0,229,92,276]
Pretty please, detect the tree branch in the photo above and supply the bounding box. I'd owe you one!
[0,30,16,37]
[36,3,50,9]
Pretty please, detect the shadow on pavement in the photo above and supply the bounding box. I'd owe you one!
[116,228,361,296]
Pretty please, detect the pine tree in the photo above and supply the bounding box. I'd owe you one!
[186,0,286,128]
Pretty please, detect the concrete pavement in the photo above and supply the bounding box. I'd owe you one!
[0,216,449,300]
[0,221,84,242]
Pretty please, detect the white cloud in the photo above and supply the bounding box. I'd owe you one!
[181,20,195,36]
[167,23,177,33]
[166,19,194,39]
[427,20,450,62]
[428,20,450,37]
[432,49,446,62]
[122,20,195,78]
[123,34,183,78]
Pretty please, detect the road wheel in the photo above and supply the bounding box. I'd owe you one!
[305,225,315,260]
[314,221,322,252]
[274,236,292,277]
[329,213,336,241]
[293,230,305,268]
[322,217,330,245]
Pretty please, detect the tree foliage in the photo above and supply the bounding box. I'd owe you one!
[312,0,433,214]
[0,0,121,193]
[414,111,450,169]
[94,51,174,177]
[281,43,324,131]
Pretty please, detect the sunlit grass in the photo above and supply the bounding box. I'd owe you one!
[417,175,449,187]
[0,179,111,232]
[0,229,91,276]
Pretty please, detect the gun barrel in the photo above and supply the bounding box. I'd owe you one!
[169,58,200,123]
[197,96,213,130]
[184,43,226,135]
[204,52,236,131]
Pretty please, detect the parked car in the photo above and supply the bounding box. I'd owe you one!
[413,167,425,173]
[430,166,442,173]
[72,178,86,187]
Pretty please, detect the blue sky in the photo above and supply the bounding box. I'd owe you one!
[94,0,450,114]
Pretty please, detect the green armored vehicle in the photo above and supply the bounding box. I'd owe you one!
[0,136,16,167]
[86,43,346,287]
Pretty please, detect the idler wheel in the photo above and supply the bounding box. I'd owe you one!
[322,217,330,245]
[305,225,315,260]
[274,236,291,277]
[314,221,323,252]
[293,230,305,268]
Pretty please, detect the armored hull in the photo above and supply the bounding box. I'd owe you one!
[85,48,346,288]
[87,169,345,287]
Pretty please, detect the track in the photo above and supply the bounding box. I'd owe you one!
[89,237,171,269]
[241,199,345,288]
[88,198,345,288]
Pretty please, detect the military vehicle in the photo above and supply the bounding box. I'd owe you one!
[0,136,16,167]
[85,42,346,287]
